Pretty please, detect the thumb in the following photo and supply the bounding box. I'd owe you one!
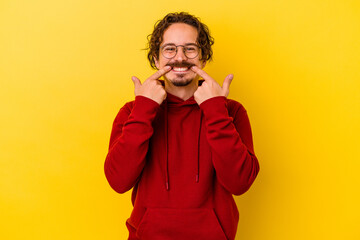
[222,74,233,97]
[131,76,141,89]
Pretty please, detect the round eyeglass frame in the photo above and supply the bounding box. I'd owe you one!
[160,44,200,59]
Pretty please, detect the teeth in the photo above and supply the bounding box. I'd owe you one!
[173,67,188,72]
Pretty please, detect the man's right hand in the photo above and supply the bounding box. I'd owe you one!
[131,66,172,105]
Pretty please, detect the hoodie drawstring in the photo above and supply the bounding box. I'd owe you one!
[165,101,170,191]
[196,111,202,183]
[163,98,203,191]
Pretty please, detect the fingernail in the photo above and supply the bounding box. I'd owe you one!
[165,66,171,70]
[229,74,234,80]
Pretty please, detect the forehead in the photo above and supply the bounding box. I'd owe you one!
[161,23,198,45]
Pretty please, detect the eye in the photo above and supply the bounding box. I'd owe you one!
[185,45,198,52]
[163,46,176,52]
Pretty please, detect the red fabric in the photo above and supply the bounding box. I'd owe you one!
[105,93,259,240]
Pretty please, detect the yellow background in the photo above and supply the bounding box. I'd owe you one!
[1,0,359,239]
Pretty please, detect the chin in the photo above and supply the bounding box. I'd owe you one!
[165,73,196,87]
[171,78,193,86]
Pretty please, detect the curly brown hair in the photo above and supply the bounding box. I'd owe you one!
[146,12,214,69]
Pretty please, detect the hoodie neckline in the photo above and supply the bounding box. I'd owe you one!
[159,79,204,107]
[165,92,197,107]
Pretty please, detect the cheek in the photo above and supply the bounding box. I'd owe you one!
[193,59,204,68]
[154,56,167,69]
[160,59,170,68]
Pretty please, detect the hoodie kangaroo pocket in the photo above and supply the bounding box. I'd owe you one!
[136,208,228,240]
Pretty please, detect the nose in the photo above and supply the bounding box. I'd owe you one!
[173,46,187,61]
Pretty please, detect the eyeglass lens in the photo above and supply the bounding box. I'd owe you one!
[161,44,199,59]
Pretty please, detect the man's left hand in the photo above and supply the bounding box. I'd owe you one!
[191,66,234,105]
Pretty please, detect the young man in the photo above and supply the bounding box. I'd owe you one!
[104,12,260,240]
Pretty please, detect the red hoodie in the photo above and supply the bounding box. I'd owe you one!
[104,92,259,240]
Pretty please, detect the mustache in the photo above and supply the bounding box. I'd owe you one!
[166,62,195,68]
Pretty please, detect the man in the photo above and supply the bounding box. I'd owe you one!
[104,12,259,240]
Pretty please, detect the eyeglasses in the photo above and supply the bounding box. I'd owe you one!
[160,44,200,59]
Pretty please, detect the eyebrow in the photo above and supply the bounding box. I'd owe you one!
[161,43,198,47]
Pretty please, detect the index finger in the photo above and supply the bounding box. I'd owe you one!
[191,66,214,82]
[147,66,172,81]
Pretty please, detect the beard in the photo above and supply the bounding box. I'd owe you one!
[165,73,193,86]
[165,61,196,86]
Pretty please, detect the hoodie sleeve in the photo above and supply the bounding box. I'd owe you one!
[199,96,260,195]
[104,96,160,193]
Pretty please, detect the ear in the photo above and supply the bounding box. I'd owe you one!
[154,56,160,69]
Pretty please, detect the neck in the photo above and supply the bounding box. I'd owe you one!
[164,78,199,101]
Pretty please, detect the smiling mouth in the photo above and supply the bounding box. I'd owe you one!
[171,66,191,72]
